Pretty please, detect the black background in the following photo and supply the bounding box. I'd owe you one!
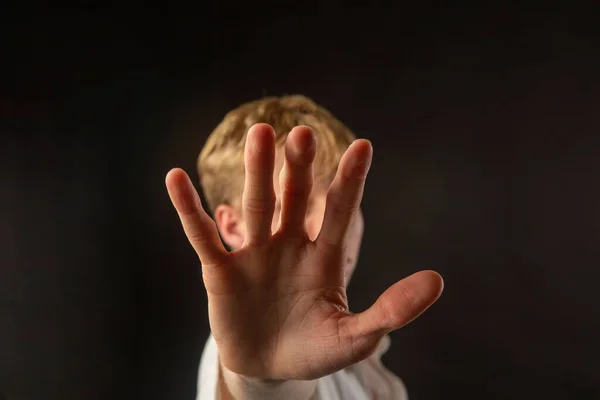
[2,4,600,400]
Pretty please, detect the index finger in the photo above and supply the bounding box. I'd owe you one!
[316,139,372,252]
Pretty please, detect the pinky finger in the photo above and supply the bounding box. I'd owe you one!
[165,168,228,268]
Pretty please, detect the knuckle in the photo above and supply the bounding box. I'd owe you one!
[341,171,367,184]
[396,282,417,311]
[316,235,347,255]
[381,297,400,327]
[187,228,212,244]
[245,167,265,179]
[243,196,274,215]
[328,195,360,216]
[186,216,217,244]
[385,284,413,326]
[177,204,200,216]
[282,185,310,201]
[319,233,336,247]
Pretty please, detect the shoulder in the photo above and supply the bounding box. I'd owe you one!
[347,335,409,400]
[196,334,219,400]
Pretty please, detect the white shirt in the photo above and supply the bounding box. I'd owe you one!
[196,334,409,400]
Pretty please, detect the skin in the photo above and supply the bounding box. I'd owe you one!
[166,124,444,385]
[213,134,364,286]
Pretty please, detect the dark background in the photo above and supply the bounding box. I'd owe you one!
[2,4,600,400]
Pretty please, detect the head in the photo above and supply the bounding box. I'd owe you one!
[197,95,364,283]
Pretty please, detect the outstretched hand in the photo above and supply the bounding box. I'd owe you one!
[166,124,443,381]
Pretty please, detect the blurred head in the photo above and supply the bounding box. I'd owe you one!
[197,95,364,283]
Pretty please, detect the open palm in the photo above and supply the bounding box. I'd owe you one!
[166,124,443,381]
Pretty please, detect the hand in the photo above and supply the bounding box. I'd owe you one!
[166,123,443,381]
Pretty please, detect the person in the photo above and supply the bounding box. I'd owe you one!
[165,95,444,399]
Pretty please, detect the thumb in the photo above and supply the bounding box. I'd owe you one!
[339,270,444,360]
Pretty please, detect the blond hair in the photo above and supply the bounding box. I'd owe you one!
[197,95,356,213]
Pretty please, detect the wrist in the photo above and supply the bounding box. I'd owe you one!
[219,359,317,400]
